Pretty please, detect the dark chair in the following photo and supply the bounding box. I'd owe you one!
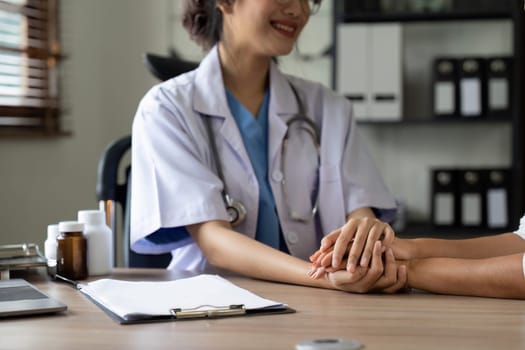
[143,51,199,81]
[96,51,199,268]
[97,136,172,268]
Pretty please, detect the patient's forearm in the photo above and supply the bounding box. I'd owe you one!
[407,254,525,299]
[409,233,525,259]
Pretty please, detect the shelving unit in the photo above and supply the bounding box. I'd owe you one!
[336,11,511,23]
[332,0,525,236]
[355,118,512,126]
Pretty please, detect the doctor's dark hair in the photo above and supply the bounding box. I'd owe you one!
[182,0,232,50]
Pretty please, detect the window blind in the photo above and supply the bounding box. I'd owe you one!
[0,0,60,136]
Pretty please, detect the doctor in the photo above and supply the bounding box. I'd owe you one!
[131,0,403,293]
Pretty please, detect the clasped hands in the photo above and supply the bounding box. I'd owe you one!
[308,217,408,294]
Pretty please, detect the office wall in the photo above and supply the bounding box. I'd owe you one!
[0,0,168,246]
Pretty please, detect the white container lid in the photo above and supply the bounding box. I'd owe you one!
[47,224,59,240]
[77,210,105,225]
[58,221,84,232]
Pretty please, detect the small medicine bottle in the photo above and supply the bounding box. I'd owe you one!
[44,224,59,267]
[78,210,113,276]
[57,221,88,280]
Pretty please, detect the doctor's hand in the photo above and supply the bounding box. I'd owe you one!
[310,216,396,274]
[320,241,408,294]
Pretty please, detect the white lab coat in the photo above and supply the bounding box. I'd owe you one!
[130,46,396,272]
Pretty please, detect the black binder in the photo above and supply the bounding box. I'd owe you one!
[458,169,485,228]
[432,58,459,119]
[458,58,486,118]
[485,57,513,119]
[431,169,458,227]
[483,168,510,229]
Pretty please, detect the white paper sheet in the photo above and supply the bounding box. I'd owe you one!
[80,274,286,318]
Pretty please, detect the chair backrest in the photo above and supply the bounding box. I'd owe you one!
[143,52,199,81]
[96,51,199,268]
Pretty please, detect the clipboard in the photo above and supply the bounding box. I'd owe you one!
[76,275,295,324]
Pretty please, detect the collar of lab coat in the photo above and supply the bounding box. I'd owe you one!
[192,45,299,121]
[192,45,299,167]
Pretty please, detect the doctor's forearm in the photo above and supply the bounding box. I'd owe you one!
[187,221,333,289]
[406,254,525,299]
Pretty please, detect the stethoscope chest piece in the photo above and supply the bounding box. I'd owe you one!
[224,194,247,227]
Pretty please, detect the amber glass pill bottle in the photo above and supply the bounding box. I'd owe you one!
[57,221,88,280]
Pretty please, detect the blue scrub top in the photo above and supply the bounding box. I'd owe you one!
[226,89,286,252]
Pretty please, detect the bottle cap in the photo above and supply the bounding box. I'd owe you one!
[58,221,84,233]
[77,210,105,225]
[47,224,59,240]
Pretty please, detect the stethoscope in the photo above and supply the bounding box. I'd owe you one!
[204,82,321,227]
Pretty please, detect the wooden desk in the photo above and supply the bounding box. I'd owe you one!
[2,268,525,350]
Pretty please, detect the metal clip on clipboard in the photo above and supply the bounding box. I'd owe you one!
[170,304,246,319]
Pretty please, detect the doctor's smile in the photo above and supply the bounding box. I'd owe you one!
[271,21,300,38]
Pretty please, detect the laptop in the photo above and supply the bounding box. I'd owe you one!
[0,279,67,318]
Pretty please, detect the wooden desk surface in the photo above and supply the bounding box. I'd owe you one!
[2,268,525,350]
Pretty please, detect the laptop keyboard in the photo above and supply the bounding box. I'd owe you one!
[0,285,47,302]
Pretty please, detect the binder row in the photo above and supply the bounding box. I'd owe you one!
[340,0,511,15]
[431,168,510,229]
[432,56,513,119]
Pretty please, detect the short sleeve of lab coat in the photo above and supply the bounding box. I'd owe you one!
[512,215,525,278]
[515,214,525,240]
[130,85,229,254]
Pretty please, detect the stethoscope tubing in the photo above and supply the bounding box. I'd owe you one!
[203,81,321,226]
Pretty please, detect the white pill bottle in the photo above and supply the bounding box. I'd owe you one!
[77,210,113,276]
